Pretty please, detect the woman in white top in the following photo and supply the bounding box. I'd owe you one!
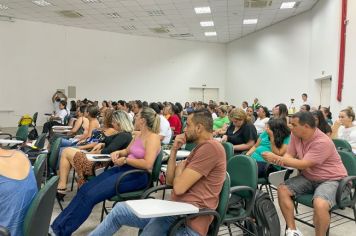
[254,106,270,135]
[332,106,356,152]
[42,100,68,133]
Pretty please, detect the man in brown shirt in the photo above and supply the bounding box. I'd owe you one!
[90,109,226,236]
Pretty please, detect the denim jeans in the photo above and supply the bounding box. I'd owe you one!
[89,202,200,236]
[51,165,149,236]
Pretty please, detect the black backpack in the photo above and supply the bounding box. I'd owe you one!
[252,190,280,236]
[28,128,39,140]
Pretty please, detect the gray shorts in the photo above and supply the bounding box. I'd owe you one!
[282,175,348,208]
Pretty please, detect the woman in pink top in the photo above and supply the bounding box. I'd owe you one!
[51,107,161,236]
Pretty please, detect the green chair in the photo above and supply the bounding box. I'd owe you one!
[222,142,234,162]
[140,173,231,236]
[332,139,353,152]
[293,150,356,235]
[47,137,62,177]
[30,112,38,127]
[23,176,59,236]
[33,154,47,190]
[257,163,279,202]
[15,125,29,142]
[223,155,258,235]
[100,150,164,221]
[34,133,46,149]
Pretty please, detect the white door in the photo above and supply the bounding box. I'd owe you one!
[319,78,332,107]
[189,88,203,102]
[189,88,219,103]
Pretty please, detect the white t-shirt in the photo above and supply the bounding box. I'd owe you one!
[338,125,356,152]
[56,109,68,124]
[254,117,269,135]
[212,113,218,120]
[160,115,172,144]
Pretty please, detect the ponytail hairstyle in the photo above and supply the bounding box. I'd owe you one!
[140,107,160,134]
[341,106,355,121]
[59,100,67,110]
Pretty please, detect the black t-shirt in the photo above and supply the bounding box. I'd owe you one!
[225,122,258,146]
[101,132,132,154]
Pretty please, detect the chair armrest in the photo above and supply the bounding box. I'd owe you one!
[336,176,356,208]
[0,226,10,236]
[91,161,112,176]
[0,133,12,139]
[115,169,151,198]
[168,209,220,236]
[141,185,173,199]
[229,185,256,219]
[284,168,295,181]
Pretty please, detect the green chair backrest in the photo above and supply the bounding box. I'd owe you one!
[48,138,62,172]
[23,176,59,236]
[216,173,231,225]
[222,142,234,162]
[333,139,353,152]
[227,155,258,198]
[32,112,38,126]
[151,150,163,183]
[63,115,70,126]
[338,150,356,185]
[184,142,196,151]
[33,154,47,190]
[16,125,29,141]
[34,133,46,149]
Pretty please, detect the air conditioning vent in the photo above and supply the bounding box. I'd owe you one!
[170,33,193,38]
[121,25,136,31]
[58,10,83,18]
[146,10,165,16]
[107,12,121,18]
[244,0,272,8]
[150,27,170,34]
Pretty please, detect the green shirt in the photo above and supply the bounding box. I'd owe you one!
[251,131,290,162]
[213,116,230,130]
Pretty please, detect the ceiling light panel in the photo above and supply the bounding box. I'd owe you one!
[82,0,101,3]
[200,21,214,27]
[32,0,52,7]
[280,2,296,9]
[205,31,217,36]
[243,19,258,24]
[194,7,211,14]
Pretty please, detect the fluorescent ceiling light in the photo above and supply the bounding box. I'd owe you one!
[82,0,101,3]
[243,19,258,25]
[280,2,296,9]
[0,4,9,10]
[32,0,52,7]
[205,31,217,36]
[194,7,211,14]
[200,21,214,27]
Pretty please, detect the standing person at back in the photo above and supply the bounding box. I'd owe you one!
[262,112,347,236]
[90,109,226,236]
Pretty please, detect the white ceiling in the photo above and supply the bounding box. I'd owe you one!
[0,0,318,43]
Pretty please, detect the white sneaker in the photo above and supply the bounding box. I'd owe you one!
[286,228,303,236]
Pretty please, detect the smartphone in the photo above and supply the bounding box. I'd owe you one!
[92,155,110,160]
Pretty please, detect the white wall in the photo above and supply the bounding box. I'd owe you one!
[0,19,226,127]
[226,12,311,109]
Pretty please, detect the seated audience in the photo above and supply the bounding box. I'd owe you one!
[0,148,37,236]
[221,108,258,153]
[51,107,161,236]
[251,98,261,112]
[320,107,333,125]
[246,118,290,177]
[254,106,270,135]
[42,100,69,134]
[89,109,226,236]
[273,103,289,123]
[331,107,356,152]
[213,105,230,132]
[164,103,182,136]
[99,100,109,117]
[149,102,172,144]
[57,110,133,193]
[208,103,218,120]
[300,104,311,112]
[311,110,332,137]
[241,101,248,112]
[246,106,256,123]
[262,112,347,236]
